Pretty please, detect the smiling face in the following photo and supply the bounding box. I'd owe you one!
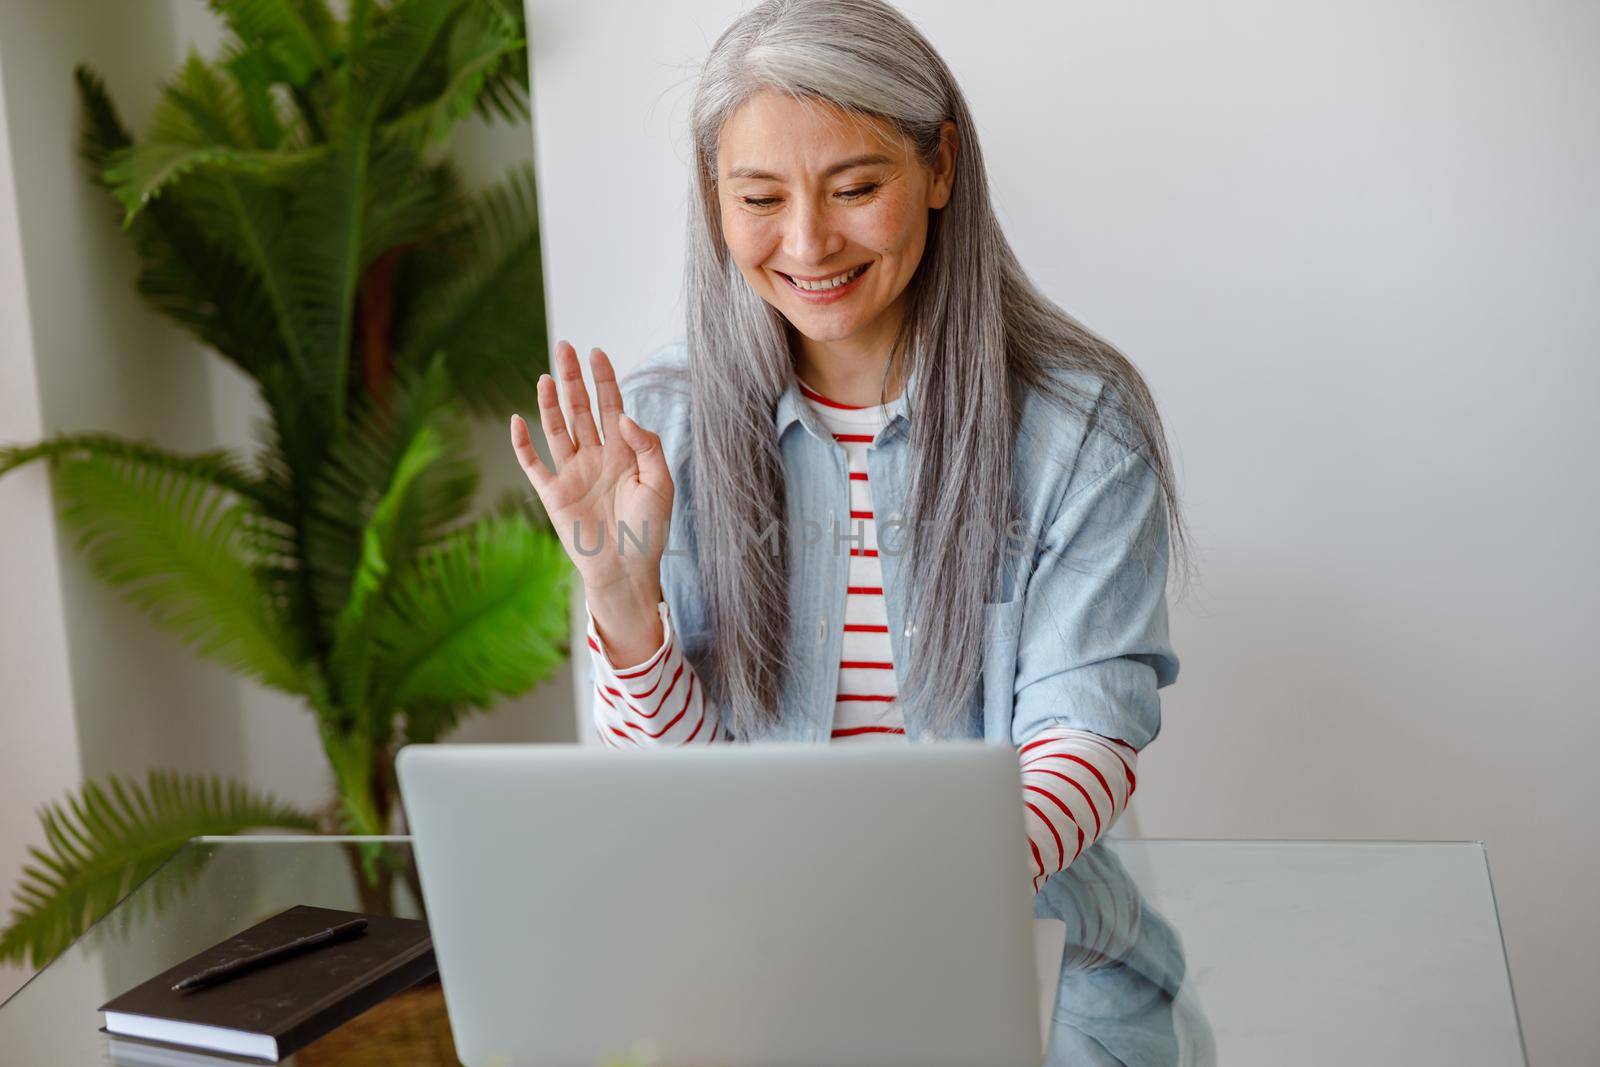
[715,90,956,370]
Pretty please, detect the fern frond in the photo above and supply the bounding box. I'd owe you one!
[382,0,525,149]
[156,156,326,382]
[393,494,550,744]
[100,51,323,378]
[136,220,292,377]
[251,361,342,660]
[50,451,315,696]
[103,52,315,228]
[105,141,313,229]
[359,0,460,120]
[73,64,133,177]
[75,67,290,377]
[219,42,292,148]
[400,697,468,745]
[373,511,573,713]
[396,161,546,413]
[0,434,273,511]
[0,771,316,970]
[282,116,410,423]
[304,356,479,635]
[470,0,530,125]
[325,422,446,714]
[150,50,256,148]
[361,154,463,268]
[207,0,338,87]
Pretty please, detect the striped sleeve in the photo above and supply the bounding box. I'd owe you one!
[586,599,724,746]
[1018,725,1140,895]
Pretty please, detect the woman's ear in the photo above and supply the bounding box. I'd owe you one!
[927,120,959,210]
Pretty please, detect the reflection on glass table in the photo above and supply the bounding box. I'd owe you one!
[0,837,1525,1065]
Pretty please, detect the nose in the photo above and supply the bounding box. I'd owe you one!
[782,194,844,268]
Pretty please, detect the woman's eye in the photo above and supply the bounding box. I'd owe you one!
[739,184,878,209]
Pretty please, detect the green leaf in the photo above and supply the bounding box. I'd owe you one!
[305,356,479,637]
[103,51,315,228]
[373,510,573,713]
[74,66,291,378]
[48,449,315,696]
[400,697,468,745]
[220,42,291,147]
[396,161,546,414]
[361,155,464,268]
[281,114,401,426]
[383,0,525,148]
[104,140,310,229]
[150,157,321,382]
[251,361,342,663]
[130,207,293,378]
[0,434,272,513]
[359,0,460,121]
[146,50,254,148]
[73,64,133,177]
[0,771,316,970]
[207,0,337,87]
[325,422,445,714]
[470,0,530,125]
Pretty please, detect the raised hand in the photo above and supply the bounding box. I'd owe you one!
[510,341,674,617]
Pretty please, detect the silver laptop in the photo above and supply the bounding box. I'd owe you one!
[396,741,1051,1067]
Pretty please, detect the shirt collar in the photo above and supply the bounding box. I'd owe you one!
[774,363,916,443]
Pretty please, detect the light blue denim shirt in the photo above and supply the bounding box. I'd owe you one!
[608,340,1180,753]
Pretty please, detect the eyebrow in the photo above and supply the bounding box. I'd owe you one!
[722,152,895,182]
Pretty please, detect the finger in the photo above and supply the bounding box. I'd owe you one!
[590,347,625,447]
[536,365,576,466]
[618,413,673,501]
[509,413,552,494]
[555,340,602,449]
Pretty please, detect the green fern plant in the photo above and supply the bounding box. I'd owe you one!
[0,0,574,970]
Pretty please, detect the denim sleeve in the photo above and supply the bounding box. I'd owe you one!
[1010,448,1180,752]
[616,340,705,638]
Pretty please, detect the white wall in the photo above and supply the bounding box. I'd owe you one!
[0,2,569,1005]
[523,1,1598,1062]
[0,28,85,1011]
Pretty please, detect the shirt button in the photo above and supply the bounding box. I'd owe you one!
[817,617,827,644]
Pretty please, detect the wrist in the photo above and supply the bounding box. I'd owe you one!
[582,575,663,620]
[584,579,667,669]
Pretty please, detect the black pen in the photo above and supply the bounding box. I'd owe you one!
[172,918,369,992]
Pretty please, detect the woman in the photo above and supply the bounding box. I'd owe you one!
[510,0,1189,899]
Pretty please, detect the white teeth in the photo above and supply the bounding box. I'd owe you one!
[788,264,866,291]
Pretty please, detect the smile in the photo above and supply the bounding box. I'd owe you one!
[778,262,871,301]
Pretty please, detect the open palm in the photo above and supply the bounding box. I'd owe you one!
[510,341,673,600]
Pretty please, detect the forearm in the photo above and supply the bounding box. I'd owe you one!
[1018,727,1139,894]
[587,599,723,746]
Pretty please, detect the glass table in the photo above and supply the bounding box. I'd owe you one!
[0,836,1526,1065]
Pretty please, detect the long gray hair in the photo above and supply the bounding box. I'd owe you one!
[632,0,1194,740]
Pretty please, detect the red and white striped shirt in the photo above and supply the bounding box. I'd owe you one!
[796,376,907,741]
[586,377,1139,893]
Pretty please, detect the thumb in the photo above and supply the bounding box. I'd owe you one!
[618,414,672,497]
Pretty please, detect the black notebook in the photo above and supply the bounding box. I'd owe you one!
[98,904,435,1063]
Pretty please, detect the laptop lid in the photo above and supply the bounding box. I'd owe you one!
[396,741,1044,1067]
